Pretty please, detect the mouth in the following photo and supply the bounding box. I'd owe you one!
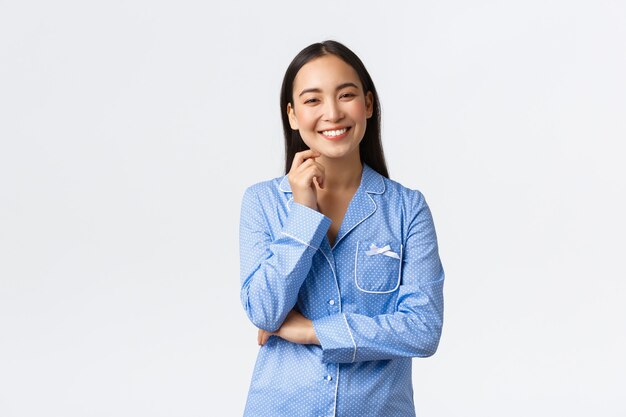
[318,127,351,140]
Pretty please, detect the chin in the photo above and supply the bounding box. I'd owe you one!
[303,138,359,159]
[318,147,357,160]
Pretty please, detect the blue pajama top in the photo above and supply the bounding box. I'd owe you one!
[239,163,445,417]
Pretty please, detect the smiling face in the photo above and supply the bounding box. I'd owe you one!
[287,54,374,161]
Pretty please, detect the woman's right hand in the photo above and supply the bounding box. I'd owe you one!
[288,150,325,211]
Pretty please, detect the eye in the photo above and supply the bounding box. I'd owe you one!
[303,97,319,104]
[340,93,356,99]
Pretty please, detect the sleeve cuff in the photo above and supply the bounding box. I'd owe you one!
[281,202,332,250]
[313,313,357,363]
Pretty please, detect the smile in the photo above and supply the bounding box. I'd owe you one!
[319,127,351,140]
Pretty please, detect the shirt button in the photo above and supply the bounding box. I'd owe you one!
[328,299,335,305]
[325,375,333,381]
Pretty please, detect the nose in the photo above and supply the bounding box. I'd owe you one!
[323,99,343,122]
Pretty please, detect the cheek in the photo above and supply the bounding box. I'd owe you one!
[295,108,318,129]
[348,100,368,118]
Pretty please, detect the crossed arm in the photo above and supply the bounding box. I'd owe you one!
[240,186,444,362]
[257,309,320,346]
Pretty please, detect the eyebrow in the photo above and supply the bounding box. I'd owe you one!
[298,82,360,97]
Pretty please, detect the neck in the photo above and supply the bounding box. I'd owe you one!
[315,153,363,192]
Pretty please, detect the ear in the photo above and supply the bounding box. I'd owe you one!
[287,103,299,130]
[365,91,374,119]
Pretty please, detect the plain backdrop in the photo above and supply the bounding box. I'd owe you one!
[1,1,625,416]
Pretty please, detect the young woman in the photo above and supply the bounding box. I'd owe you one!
[239,40,445,416]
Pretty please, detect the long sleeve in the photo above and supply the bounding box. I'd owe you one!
[312,190,444,363]
[239,186,332,332]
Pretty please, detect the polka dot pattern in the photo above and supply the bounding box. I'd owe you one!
[239,163,445,416]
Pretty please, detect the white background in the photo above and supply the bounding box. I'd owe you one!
[1,1,625,416]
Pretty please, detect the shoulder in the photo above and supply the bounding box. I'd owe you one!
[240,175,293,218]
[379,175,428,210]
[378,176,436,237]
[242,175,284,200]
[379,179,439,246]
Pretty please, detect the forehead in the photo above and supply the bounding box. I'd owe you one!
[293,55,362,91]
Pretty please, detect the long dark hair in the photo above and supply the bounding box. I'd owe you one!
[280,40,389,178]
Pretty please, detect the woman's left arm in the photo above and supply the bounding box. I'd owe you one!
[311,190,445,363]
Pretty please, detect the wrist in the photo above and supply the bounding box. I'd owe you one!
[292,196,318,211]
[308,320,320,345]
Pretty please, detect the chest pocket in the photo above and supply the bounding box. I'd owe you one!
[354,240,403,293]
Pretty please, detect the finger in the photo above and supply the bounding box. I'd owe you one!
[301,163,325,188]
[289,162,325,191]
[257,329,263,346]
[293,152,321,173]
[291,149,321,171]
[294,157,316,172]
[261,331,272,346]
[295,158,324,175]
[317,166,325,188]
[313,176,321,189]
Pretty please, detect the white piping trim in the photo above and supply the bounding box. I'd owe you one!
[354,241,403,294]
[317,245,341,417]
[343,313,357,363]
[318,241,344,417]
[399,243,404,287]
[361,164,386,194]
[280,231,318,251]
[278,176,291,193]
[367,172,386,194]
[332,364,339,417]
[327,165,385,249]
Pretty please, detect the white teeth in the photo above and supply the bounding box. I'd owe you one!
[322,128,348,137]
